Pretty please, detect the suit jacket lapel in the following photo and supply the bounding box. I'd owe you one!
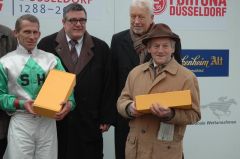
[74,31,94,74]
[55,29,76,73]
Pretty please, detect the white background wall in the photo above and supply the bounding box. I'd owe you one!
[1,0,240,158]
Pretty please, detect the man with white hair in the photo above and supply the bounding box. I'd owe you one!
[110,0,182,158]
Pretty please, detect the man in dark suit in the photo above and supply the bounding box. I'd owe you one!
[110,0,182,159]
[0,24,17,158]
[38,3,115,159]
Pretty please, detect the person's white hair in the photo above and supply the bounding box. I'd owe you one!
[130,0,153,15]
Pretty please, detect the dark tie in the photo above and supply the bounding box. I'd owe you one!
[69,40,78,65]
[153,66,158,79]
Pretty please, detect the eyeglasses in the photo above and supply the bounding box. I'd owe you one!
[66,18,87,25]
[130,15,146,22]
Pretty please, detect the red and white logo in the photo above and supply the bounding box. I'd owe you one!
[153,0,167,15]
[0,0,3,12]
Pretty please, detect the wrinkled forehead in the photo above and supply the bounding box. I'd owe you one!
[18,20,40,31]
[130,5,151,16]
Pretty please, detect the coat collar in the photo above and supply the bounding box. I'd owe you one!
[17,44,38,56]
[75,31,94,75]
[55,29,94,74]
[141,58,180,93]
[55,29,74,72]
[142,58,179,76]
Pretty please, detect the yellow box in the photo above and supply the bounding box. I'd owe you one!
[135,90,192,113]
[33,69,76,118]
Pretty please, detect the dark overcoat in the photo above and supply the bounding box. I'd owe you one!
[38,29,115,159]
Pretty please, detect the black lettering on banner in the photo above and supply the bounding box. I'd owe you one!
[56,6,61,14]
[37,73,45,85]
[20,74,29,86]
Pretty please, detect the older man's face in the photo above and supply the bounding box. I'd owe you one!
[148,38,175,65]
[130,6,153,36]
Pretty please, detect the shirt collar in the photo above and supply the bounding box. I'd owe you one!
[149,58,170,70]
[66,34,84,45]
[17,44,38,55]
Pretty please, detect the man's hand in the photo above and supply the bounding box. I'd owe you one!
[99,124,110,133]
[150,103,174,119]
[55,101,72,121]
[24,100,36,115]
[127,102,143,118]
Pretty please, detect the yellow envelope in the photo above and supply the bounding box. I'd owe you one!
[33,69,76,118]
[135,90,192,113]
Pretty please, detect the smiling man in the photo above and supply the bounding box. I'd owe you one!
[110,1,183,159]
[38,3,115,159]
[0,14,75,159]
[117,23,201,159]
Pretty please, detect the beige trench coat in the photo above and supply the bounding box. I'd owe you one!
[117,58,201,159]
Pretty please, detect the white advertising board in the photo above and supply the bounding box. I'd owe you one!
[1,0,240,159]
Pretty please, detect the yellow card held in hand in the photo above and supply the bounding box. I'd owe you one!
[33,69,76,118]
[135,90,192,113]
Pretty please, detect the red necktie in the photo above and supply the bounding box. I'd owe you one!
[69,40,78,65]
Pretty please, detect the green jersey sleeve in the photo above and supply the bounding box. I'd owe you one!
[0,63,20,111]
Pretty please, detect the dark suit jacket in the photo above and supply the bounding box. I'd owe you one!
[110,29,182,159]
[38,29,115,158]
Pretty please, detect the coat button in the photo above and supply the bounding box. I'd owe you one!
[167,146,171,149]
[141,129,146,134]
